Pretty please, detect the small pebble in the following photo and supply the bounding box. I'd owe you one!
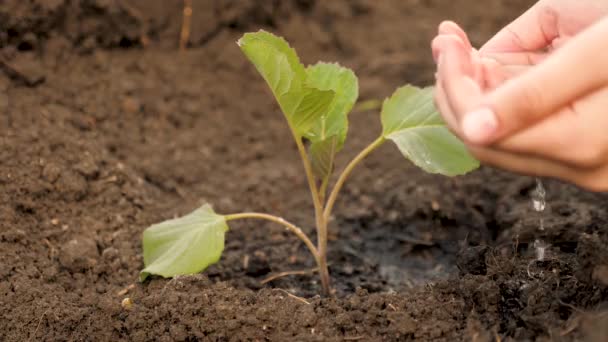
[42,163,62,183]
[121,297,133,311]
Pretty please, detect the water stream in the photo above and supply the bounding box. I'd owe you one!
[531,178,549,261]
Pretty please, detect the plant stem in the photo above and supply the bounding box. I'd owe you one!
[317,248,331,295]
[314,136,385,296]
[292,132,324,220]
[225,213,319,261]
[323,136,386,224]
[289,127,329,293]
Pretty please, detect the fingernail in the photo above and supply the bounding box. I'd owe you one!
[462,108,497,143]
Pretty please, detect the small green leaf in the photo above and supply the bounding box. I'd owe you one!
[381,85,479,176]
[305,62,358,144]
[305,63,358,180]
[309,136,338,180]
[140,204,228,281]
[284,87,336,135]
[238,31,335,137]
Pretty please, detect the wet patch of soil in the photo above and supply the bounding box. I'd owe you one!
[2,0,607,341]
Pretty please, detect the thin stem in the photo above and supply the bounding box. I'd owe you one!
[225,213,319,261]
[289,126,328,292]
[323,136,385,222]
[292,131,324,220]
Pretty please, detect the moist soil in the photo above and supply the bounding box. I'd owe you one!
[2,1,608,341]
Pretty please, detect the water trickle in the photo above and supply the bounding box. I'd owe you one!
[533,239,549,261]
[531,178,546,212]
[531,178,548,260]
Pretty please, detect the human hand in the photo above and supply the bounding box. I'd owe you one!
[435,0,608,92]
[431,2,608,191]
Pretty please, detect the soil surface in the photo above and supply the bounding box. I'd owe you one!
[2,0,608,341]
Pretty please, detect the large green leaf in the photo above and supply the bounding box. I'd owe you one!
[381,85,479,176]
[238,31,335,136]
[140,204,228,281]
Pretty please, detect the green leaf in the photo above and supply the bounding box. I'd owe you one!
[283,87,336,135]
[309,136,338,180]
[238,31,335,136]
[140,204,228,281]
[305,62,358,143]
[305,63,358,180]
[381,85,479,176]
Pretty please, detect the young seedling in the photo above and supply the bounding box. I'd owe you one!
[140,31,479,295]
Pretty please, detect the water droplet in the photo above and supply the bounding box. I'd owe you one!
[531,178,546,212]
[534,239,549,261]
[531,178,549,260]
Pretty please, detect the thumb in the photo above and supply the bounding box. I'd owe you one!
[462,17,608,145]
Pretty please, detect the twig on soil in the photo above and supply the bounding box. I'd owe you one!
[260,267,319,285]
[117,283,136,296]
[29,308,50,342]
[179,0,193,50]
[275,289,311,305]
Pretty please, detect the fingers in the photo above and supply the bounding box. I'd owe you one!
[463,18,608,144]
[438,21,471,50]
[470,146,575,178]
[435,36,487,140]
[496,87,608,169]
[433,75,461,136]
[431,32,467,64]
[481,51,547,66]
[434,21,487,85]
[481,60,531,89]
[431,12,608,192]
[470,146,608,192]
[437,21,548,65]
[481,1,558,53]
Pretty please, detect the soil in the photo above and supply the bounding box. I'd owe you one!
[1,0,608,341]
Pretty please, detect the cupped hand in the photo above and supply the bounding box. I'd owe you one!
[432,1,608,190]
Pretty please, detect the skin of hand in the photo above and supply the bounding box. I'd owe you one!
[431,1,608,191]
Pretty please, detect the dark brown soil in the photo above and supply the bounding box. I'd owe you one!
[2,0,608,341]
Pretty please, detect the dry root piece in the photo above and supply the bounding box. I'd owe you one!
[179,0,193,50]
